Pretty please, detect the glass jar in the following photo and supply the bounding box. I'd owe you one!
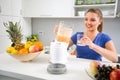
[76,0,84,5]
[96,0,102,4]
[86,0,92,4]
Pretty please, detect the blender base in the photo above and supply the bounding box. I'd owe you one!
[47,63,67,74]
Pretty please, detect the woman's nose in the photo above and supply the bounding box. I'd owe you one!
[87,20,91,25]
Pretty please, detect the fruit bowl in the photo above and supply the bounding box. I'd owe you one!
[3,21,44,62]
[8,51,41,62]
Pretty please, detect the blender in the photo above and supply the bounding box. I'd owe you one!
[47,22,73,74]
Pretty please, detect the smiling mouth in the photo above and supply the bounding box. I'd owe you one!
[86,26,92,28]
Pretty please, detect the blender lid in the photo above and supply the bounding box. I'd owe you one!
[47,63,67,74]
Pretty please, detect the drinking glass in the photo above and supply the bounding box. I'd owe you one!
[77,34,85,46]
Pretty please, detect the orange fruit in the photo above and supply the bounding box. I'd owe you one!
[18,48,29,54]
[34,41,44,51]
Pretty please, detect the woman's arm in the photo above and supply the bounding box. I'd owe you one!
[90,40,118,63]
[67,39,74,50]
[82,36,118,63]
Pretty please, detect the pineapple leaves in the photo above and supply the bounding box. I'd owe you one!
[3,21,23,43]
[3,21,24,50]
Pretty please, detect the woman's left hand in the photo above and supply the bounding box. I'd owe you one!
[81,36,95,49]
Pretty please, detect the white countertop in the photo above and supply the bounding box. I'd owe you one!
[0,52,95,80]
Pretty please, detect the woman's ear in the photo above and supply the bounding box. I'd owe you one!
[99,19,102,25]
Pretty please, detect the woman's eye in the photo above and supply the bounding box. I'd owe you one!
[91,19,96,21]
[84,18,96,22]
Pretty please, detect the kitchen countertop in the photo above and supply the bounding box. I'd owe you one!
[0,52,101,80]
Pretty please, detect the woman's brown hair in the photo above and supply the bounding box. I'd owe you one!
[85,8,103,32]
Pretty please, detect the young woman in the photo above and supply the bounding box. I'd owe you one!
[55,8,118,62]
[69,8,118,62]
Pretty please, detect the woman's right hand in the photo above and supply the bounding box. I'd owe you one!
[54,25,59,34]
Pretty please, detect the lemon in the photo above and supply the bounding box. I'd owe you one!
[6,46,15,53]
[11,49,18,54]
[25,41,32,49]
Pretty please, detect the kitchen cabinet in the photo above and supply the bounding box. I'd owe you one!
[0,0,21,17]
[11,0,22,17]
[74,0,119,18]
[22,0,75,17]
[0,0,12,16]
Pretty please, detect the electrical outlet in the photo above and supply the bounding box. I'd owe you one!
[38,31,44,35]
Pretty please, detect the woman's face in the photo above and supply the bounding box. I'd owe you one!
[84,12,102,31]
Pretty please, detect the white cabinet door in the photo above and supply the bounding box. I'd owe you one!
[22,0,74,17]
[0,0,12,16]
[50,0,74,17]
[0,0,22,16]
[11,0,22,17]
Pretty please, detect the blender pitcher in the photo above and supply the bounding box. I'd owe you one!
[55,22,73,43]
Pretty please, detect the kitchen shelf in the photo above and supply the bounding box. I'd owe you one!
[74,0,118,18]
[74,3,116,8]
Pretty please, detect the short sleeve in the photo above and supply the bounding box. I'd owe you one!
[102,33,112,44]
[71,32,77,44]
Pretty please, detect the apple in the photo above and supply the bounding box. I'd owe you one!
[110,69,120,80]
[29,45,40,53]
[89,60,102,75]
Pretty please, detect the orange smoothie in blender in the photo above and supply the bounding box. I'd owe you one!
[56,35,70,43]
[56,24,73,43]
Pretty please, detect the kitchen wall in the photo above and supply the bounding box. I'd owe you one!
[32,18,120,54]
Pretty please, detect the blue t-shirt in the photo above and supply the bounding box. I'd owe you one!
[71,32,111,61]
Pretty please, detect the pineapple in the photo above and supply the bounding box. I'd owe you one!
[4,21,24,51]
